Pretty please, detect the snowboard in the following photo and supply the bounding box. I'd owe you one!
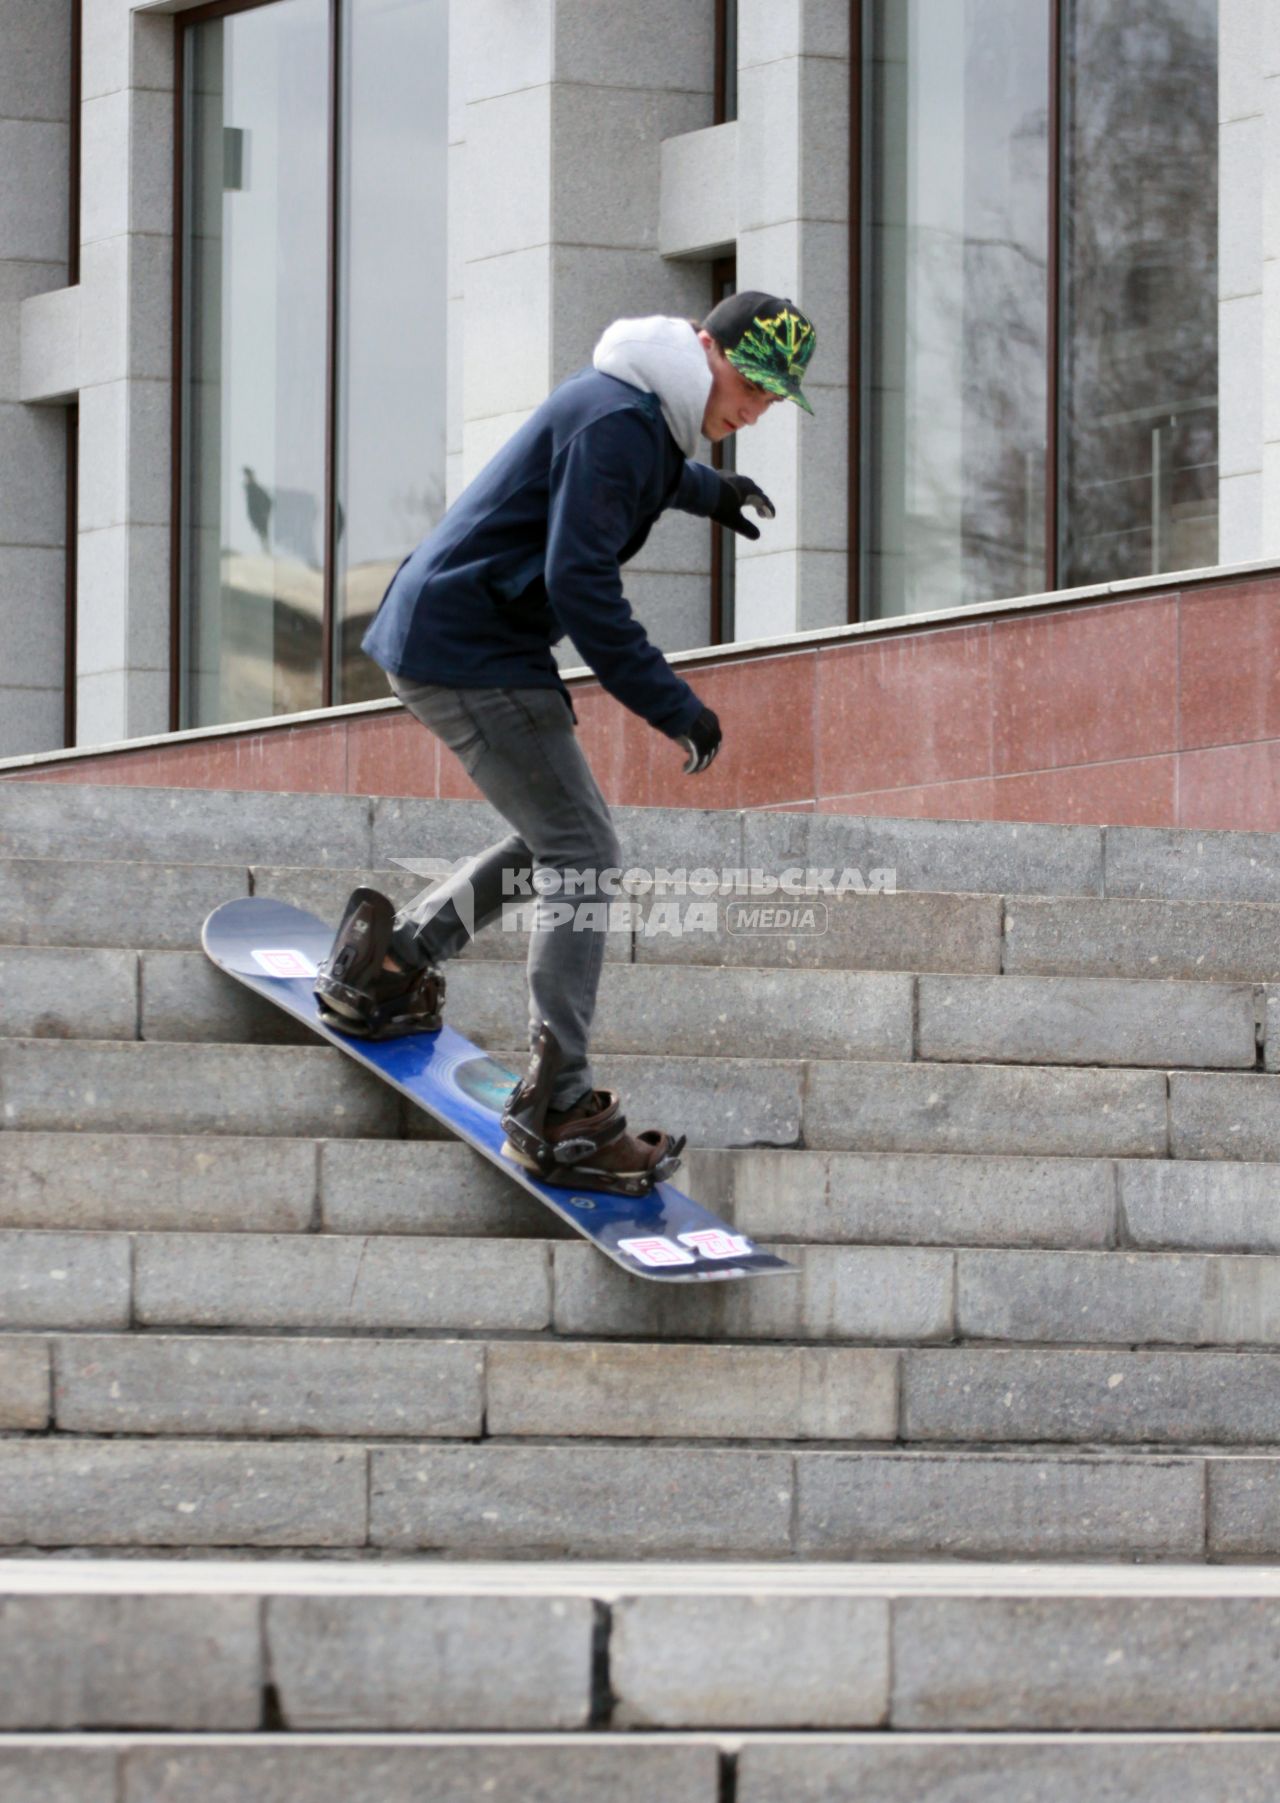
[202,896,796,1284]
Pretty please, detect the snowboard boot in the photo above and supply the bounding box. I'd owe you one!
[314,886,445,1039]
[501,1023,685,1197]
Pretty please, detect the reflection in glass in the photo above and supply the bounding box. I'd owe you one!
[179,0,329,728]
[334,0,449,705]
[863,0,1050,618]
[1058,0,1218,585]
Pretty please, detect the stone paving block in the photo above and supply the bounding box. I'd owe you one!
[582,1052,804,1148]
[1263,989,1280,1072]
[795,1451,1204,1559]
[0,1595,261,1729]
[1105,823,1280,904]
[904,1348,1280,1444]
[1170,1073,1280,1161]
[1208,1457,1280,1556]
[803,1061,1168,1157]
[746,811,1104,898]
[0,1749,117,1803]
[609,801,745,877]
[0,857,250,950]
[453,963,914,1062]
[611,1593,890,1727]
[1004,894,1280,982]
[893,1595,1280,1728]
[370,1445,794,1556]
[730,1149,1116,1249]
[266,1594,594,1729]
[0,1132,317,1234]
[134,1235,550,1332]
[139,952,321,1045]
[955,1249,1234,1346]
[486,1342,898,1440]
[551,1243,952,1343]
[0,783,373,868]
[0,1337,49,1429]
[1119,1160,1280,1253]
[635,888,1004,973]
[917,974,1256,1069]
[55,1336,485,1438]
[0,1442,368,1547]
[0,947,137,1040]
[736,1737,1280,1801]
[121,1742,718,1803]
[0,1232,130,1330]
[369,795,512,867]
[319,1138,556,1237]
[0,1040,403,1138]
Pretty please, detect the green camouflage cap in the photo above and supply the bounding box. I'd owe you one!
[702,289,817,415]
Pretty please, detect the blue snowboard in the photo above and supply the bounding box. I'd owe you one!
[202,897,795,1284]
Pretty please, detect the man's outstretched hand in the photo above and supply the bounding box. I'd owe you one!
[677,705,722,775]
[711,472,776,541]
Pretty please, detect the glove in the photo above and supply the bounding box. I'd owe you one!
[676,705,722,776]
[710,472,776,542]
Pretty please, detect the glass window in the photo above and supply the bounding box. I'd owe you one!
[335,0,449,705]
[179,0,329,727]
[178,0,449,729]
[1058,0,1219,586]
[861,0,1219,619]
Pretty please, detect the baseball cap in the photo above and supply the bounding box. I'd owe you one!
[700,289,817,415]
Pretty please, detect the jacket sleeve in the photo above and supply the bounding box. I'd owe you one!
[544,412,704,737]
[672,459,723,517]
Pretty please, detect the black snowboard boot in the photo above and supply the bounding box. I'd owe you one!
[314,886,445,1039]
[501,1023,684,1197]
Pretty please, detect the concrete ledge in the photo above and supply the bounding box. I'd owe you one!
[18,283,79,404]
[659,121,737,256]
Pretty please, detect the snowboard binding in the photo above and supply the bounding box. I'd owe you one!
[501,1023,685,1198]
[314,886,445,1039]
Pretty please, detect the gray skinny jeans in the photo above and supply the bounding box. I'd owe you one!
[386,674,622,1110]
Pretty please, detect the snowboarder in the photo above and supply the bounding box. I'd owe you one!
[315,290,817,1196]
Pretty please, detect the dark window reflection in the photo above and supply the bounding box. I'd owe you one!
[1058,0,1219,585]
[334,0,449,706]
[179,0,329,728]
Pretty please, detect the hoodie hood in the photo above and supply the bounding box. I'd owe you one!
[592,316,712,459]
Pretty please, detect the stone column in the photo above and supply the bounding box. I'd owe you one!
[459,0,718,656]
[0,0,71,756]
[734,0,851,639]
[73,0,174,745]
[1218,0,1264,561]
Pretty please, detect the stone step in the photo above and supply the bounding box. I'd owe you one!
[5,1732,1274,1803]
[10,780,1280,906]
[7,1133,1280,1257]
[16,1332,1280,1447]
[10,946,1261,1075]
[12,1231,1280,1349]
[0,1439,1270,1557]
[5,1562,1280,1740]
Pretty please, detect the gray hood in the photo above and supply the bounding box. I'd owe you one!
[592,315,712,459]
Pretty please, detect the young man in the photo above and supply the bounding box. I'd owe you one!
[316,289,817,1196]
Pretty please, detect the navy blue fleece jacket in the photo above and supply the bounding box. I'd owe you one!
[361,328,723,737]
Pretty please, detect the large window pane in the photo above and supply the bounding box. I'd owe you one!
[863,0,1051,618]
[179,0,329,729]
[334,0,449,705]
[1058,0,1218,585]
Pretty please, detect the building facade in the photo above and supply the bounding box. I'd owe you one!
[3,0,1277,833]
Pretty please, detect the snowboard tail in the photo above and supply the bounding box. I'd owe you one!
[202,896,795,1284]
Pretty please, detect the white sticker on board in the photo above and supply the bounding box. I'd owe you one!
[678,1228,754,1260]
[617,1235,696,1268]
[252,947,320,980]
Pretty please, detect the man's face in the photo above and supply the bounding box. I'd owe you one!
[698,329,780,442]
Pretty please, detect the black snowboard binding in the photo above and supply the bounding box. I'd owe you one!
[501,1023,685,1198]
[314,886,445,1039]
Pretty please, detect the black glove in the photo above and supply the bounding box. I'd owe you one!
[676,705,722,775]
[710,471,776,541]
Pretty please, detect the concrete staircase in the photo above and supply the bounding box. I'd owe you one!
[6,780,1280,1797]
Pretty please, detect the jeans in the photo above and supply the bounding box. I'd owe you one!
[386,674,622,1110]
